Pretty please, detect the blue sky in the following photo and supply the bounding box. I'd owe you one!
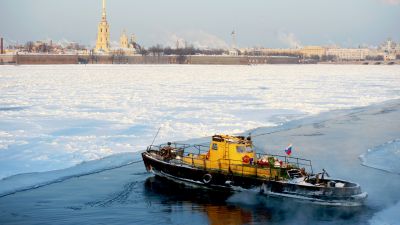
[1,0,400,48]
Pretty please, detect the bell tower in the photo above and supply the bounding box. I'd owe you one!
[120,30,129,49]
[95,0,110,53]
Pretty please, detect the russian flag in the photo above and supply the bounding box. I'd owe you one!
[285,144,293,156]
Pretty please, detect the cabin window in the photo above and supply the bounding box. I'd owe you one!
[212,143,218,150]
[236,146,245,153]
[246,146,253,153]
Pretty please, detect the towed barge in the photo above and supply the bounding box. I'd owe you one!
[142,134,367,206]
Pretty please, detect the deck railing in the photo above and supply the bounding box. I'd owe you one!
[147,143,313,180]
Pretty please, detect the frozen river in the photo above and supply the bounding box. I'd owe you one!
[0,64,400,224]
[0,98,399,225]
[1,64,399,179]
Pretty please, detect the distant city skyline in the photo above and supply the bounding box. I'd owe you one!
[1,0,400,49]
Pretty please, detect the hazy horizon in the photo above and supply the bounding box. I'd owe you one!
[1,0,400,49]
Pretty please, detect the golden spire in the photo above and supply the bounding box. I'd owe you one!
[102,0,106,21]
[95,0,110,53]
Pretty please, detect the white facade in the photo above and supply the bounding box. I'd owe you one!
[396,44,400,52]
[326,48,370,61]
[229,49,239,56]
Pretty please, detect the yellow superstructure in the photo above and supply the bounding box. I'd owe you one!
[206,135,256,163]
[182,135,284,178]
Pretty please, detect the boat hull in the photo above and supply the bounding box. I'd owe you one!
[260,181,367,206]
[142,152,367,206]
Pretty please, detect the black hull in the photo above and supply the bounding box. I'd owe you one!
[142,152,253,191]
[142,152,366,206]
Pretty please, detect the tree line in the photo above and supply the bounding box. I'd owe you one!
[142,44,226,56]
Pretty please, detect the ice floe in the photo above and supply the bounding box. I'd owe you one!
[0,152,141,197]
[360,139,400,174]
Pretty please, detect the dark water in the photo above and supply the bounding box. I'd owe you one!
[0,161,373,225]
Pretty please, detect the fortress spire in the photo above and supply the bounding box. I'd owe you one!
[102,0,107,20]
[95,0,110,53]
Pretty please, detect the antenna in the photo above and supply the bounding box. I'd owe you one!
[150,127,161,147]
[102,0,107,20]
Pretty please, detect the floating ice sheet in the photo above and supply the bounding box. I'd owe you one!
[0,152,141,197]
[360,139,400,174]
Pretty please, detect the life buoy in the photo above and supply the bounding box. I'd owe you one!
[242,155,250,164]
[202,174,212,184]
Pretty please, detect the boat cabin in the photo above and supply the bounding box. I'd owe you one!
[181,134,300,180]
[207,135,256,164]
[147,134,312,181]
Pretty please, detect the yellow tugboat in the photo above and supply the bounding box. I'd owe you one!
[142,134,367,206]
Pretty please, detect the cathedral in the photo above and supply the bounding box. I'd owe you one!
[120,30,129,49]
[120,30,138,54]
[94,0,139,55]
[95,0,110,53]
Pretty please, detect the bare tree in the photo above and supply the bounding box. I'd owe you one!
[25,41,34,52]
[37,43,50,53]
[139,47,148,56]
